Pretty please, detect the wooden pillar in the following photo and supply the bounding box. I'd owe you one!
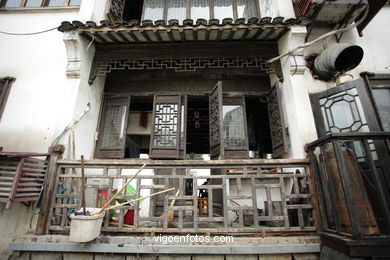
[35,145,65,235]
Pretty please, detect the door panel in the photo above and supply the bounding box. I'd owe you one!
[107,0,126,24]
[150,95,183,159]
[267,82,288,158]
[209,81,224,159]
[95,95,130,159]
[222,96,249,159]
[209,81,249,159]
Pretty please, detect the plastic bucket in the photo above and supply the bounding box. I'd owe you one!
[69,208,105,243]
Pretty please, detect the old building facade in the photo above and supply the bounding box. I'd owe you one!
[0,0,389,259]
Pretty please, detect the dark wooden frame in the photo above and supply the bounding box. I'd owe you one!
[140,0,261,22]
[149,94,186,159]
[267,82,288,158]
[222,96,249,159]
[0,0,76,7]
[306,132,390,257]
[94,94,131,159]
[46,157,316,234]
[0,77,15,121]
[209,81,224,159]
[361,73,390,132]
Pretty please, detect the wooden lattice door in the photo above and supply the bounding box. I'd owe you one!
[149,95,186,159]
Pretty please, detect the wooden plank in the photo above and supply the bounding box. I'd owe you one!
[0,166,17,170]
[6,158,24,209]
[16,188,41,192]
[251,177,259,226]
[332,139,363,238]
[279,176,290,228]
[134,178,141,228]
[35,147,62,235]
[23,163,47,168]
[57,158,310,166]
[15,192,40,197]
[0,176,14,180]
[21,173,45,177]
[286,204,313,209]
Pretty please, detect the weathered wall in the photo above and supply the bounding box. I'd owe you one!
[0,1,108,257]
[275,5,390,158]
[303,5,390,94]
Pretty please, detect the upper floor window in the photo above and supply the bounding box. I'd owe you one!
[0,77,15,121]
[0,0,81,8]
[116,0,260,24]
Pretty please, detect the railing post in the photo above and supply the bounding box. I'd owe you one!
[35,144,64,235]
[362,139,390,233]
[6,158,24,209]
[306,150,327,231]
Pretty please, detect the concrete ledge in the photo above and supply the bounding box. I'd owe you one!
[9,235,321,255]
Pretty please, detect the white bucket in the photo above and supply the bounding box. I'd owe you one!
[69,208,105,243]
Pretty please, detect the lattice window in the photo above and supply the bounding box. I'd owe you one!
[101,106,127,147]
[0,77,15,121]
[319,88,369,134]
[153,103,179,147]
[223,105,246,148]
[268,83,288,158]
[95,96,130,159]
[93,56,274,82]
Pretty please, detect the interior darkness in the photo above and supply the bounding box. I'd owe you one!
[335,46,364,71]
[123,0,144,21]
[245,97,273,156]
[186,96,210,155]
[125,96,153,158]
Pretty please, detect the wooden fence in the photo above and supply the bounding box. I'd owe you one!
[47,159,317,234]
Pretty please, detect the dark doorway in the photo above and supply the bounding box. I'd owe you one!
[125,96,153,158]
[245,96,273,157]
[123,0,144,21]
[186,96,210,155]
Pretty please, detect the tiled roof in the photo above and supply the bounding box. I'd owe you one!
[58,17,310,44]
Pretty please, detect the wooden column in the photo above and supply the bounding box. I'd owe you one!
[35,145,65,235]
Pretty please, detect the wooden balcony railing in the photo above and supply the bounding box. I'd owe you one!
[306,132,390,240]
[47,159,317,234]
[0,152,50,209]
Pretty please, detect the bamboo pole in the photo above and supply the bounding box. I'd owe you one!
[91,164,147,215]
[80,155,86,215]
[101,187,175,212]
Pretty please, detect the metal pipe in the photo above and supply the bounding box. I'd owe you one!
[313,43,364,80]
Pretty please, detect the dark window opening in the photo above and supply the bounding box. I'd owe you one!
[0,0,81,8]
[114,0,260,24]
[245,96,273,157]
[123,0,144,21]
[186,96,210,155]
[0,77,15,121]
[125,96,153,158]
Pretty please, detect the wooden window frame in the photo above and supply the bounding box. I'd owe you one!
[0,0,78,8]
[140,0,260,22]
[0,77,15,121]
[362,73,390,132]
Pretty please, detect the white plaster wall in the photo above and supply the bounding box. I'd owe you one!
[272,5,390,158]
[0,1,104,256]
[277,25,318,158]
[303,6,390,94]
